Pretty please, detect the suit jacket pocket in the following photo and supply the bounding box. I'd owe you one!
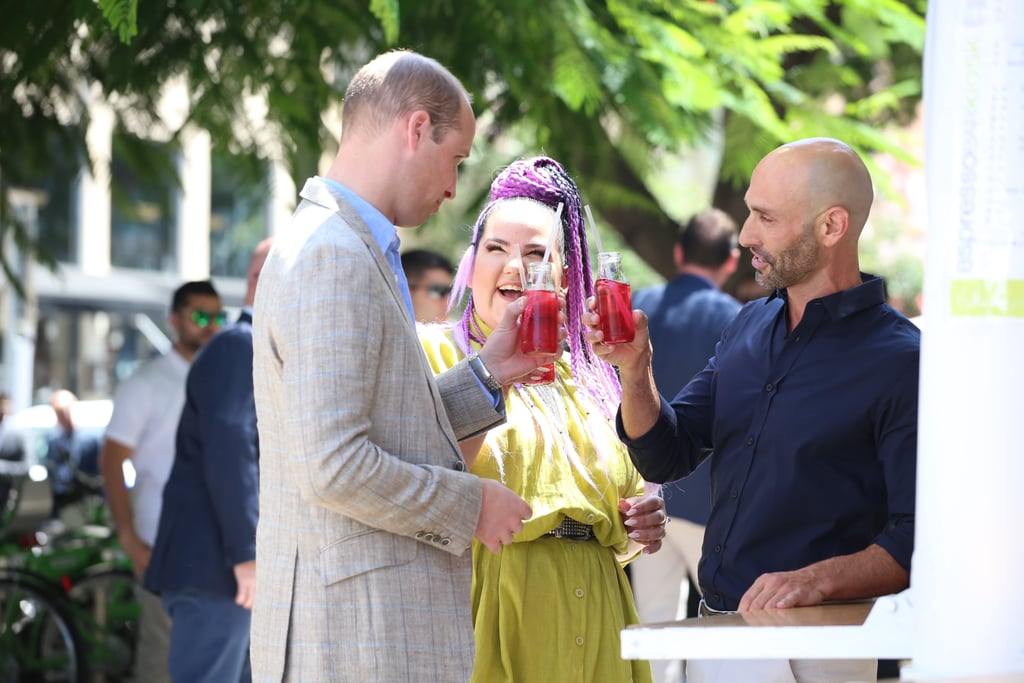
[319,528,418,586]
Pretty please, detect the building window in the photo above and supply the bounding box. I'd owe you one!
[110,132,177,272]
[34,304,168,402]
[210,152,268,278]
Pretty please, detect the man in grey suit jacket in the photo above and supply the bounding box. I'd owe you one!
[251,50,560,683]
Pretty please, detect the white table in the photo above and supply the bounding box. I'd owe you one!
[621,596,914,661]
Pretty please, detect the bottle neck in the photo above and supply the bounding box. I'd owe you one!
[527,264,555,291]
[598,257,626,283]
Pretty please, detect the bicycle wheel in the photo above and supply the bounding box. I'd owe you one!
[0,572,85,683]
[67,568,140,680]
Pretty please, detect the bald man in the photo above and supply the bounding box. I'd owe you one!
[590,138,920,683]
[45,389,101,519]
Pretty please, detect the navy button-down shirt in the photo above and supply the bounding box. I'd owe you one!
[619,274,919,611]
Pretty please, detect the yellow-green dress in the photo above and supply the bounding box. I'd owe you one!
[420,324,653,683]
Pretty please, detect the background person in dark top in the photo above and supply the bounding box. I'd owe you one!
[402,248,455,323]
[587,138,919,683]
[629,208,741,683]
[45,389,101,520]
[145,239,272,683]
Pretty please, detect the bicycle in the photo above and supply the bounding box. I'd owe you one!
[0,456,141,682]
[0,567,85,682]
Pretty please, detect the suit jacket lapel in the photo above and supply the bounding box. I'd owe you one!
[299,179,411,327]
[299,178,462,454]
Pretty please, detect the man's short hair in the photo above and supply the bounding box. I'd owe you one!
[341,49,471,143]
[171,280,219,313]
[401,249,454,280]
[678,208,738,268]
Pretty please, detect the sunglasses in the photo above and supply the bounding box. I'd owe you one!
[410,284,453,300]
[190,309,228,328]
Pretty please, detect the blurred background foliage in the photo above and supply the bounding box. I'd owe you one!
[2,0,927,304]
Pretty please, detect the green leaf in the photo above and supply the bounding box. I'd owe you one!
[370,0,400,45]
[97,0,138,44]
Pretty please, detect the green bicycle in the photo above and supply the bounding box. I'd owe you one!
[1,462,141,682]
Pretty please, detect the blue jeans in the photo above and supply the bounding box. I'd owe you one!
[162,587,252,683]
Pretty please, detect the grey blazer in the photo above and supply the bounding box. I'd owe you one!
[250,178,505,682]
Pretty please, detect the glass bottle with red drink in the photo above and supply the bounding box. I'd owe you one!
[519,261,558,384]
[594,251,636,344]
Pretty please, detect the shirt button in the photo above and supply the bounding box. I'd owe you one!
[714,544,722,553]
[745,437,754,446]
[585,513,595,522]
[765,383,773,392]
[454,460,466,472]
[712,594,721,604]
[575,636,585,646]
[574,588,585,599]
[730,490,738,499]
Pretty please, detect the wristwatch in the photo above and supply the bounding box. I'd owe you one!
[466,352,502,392]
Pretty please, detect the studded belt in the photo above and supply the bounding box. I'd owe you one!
[544,517,595,541]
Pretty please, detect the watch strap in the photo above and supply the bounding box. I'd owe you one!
[466,352,502,392]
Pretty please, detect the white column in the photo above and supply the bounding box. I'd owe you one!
[77,98,114,276]
[267,159,296,237]
[176,126,212,279]
[908,1,1024,678]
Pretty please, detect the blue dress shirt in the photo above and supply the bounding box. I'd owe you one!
[619,274,920,611]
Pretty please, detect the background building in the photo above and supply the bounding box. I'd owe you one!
[1,96,295,409]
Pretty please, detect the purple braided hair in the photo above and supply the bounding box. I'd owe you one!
[448,156,622,417]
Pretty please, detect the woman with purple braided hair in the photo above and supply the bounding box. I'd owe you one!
[419,156,664,682]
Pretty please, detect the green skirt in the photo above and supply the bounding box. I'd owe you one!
[470,535,653,683]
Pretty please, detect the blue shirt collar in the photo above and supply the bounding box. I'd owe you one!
[315,176,415,321]
[317,176,399,256]
[768,272,886,319]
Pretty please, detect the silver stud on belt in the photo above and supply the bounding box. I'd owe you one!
[544,517,595,541]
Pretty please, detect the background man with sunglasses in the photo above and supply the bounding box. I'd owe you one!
[402,248,455,323]
[100,279,223,683]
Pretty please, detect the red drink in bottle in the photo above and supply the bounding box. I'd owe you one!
[595,251,635,344]
[521,289,559,354]
[595,278,635,343]
[519,261,559,387]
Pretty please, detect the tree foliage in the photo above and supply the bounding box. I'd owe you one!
[99,0,138,44]
[1,0,927,288]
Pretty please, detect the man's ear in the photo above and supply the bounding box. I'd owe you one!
[168,310,183,338]
[405,110,431,149]
[819,206,849,247]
